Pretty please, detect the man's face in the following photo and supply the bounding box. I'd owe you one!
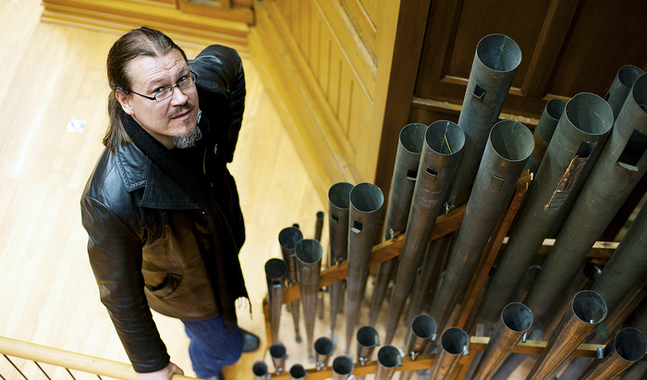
[116,49,200,149]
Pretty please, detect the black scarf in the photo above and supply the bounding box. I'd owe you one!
[119,98,248,326]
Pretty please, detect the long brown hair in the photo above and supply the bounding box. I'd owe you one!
[104,27,188,151]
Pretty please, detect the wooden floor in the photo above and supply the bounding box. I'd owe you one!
[0,1,332,379]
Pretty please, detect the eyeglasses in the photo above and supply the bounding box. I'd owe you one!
[128,71,197,102]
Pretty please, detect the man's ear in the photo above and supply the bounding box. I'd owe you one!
[115,90,135,116]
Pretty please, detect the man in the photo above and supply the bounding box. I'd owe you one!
[80,27,259,380]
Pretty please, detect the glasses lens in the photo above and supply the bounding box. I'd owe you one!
[154,88,173,102]
[179,73,196,90]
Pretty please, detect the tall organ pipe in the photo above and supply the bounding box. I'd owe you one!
[265,258,288,343]
[296,239,323,361]
[355,326,380,380]
[474,93,613,330]
[369,123,427,327]
[525,74,647,324]
[345,183,384,353]
[431,120,534,331]
[525,290,607,380]
[448,33,522,207]
[524,99,566,174]
[578,327,647,380]
[606,65,644,119]
[592,204,647,311]
[429,327,469,380]
[556,207,647,380]
[279,226,304,342]
[470,303,533,380]
[399,315,437,380]
[374,345,402,380]
[383,121,465,344]
[328,182,354,338]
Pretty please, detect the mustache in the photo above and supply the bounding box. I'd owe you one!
[168,103,195,120]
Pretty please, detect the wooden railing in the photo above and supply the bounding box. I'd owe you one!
[0,336,197,380]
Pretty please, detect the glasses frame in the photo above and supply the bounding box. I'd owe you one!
[128,71,198,102]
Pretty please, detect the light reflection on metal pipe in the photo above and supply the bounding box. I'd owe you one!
[265,258,288,343]
[429,327,469,380]
[525,290,607,380]
[296,239,323,361]
[369,123,427,327]
[471,303,533,380]
[432,120,533,332]
[332,356,355,380]
[383,121,465,344]
[474,93,613,330]
[345,183,384,353]
[578,327,647,380]
[328,182,354,339]
[524,99,566,174]
[375,345,402,380]
[605,65,644,119]
[448,33,522,208]
[525,75,647,324]
[279,226,304,343]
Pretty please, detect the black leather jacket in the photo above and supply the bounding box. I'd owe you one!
[80,45,246,373]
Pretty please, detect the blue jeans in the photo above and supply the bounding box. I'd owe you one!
[183,315,243,378]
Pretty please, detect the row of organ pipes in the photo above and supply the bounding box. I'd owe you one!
[257,33,647,380]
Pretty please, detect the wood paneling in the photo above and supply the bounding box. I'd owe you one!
[40,0,252,53]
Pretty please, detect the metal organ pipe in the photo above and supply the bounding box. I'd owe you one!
[470,303,533,380]
[474,93,613,331]
[383,120,465,345]
[429,327,470,380]
[525,74,647,324]
[369,123,427,327]
[332,356,355,380]
[327,182,354,339]
[605,65,644,119]
[345,183,384,353]
[374,345,402,380]
[448,33,522,207]
[279,226,304,342]
[577,327,647,380]
[524,99,566,174]
[399,315,437,380]
[295,239,323,361]
[525,290,607,380]
[265,258,288,343]
[431,120,533,332]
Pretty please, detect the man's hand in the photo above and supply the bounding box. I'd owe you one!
[137,362,184,380]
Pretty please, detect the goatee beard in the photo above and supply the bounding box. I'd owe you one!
[173,125,203,149]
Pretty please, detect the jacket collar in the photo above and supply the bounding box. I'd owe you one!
[114,141,202,210]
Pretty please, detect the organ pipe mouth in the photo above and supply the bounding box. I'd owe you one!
[564,93,614,136]
[279,226,303,250]
[441,327,469,355]
[377,346,402,368]
[501,302,533,333]
[399,123,428,154]
[332,356,355,375]
[329,182,354,210]
[350,183,384,213]
[490,120,534,162]
[476,34,522,73]
[571,290,607,325]
[265,258,288,279]
[295,239,323,265]
[426,120,465,156]
[614,327,647,362]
